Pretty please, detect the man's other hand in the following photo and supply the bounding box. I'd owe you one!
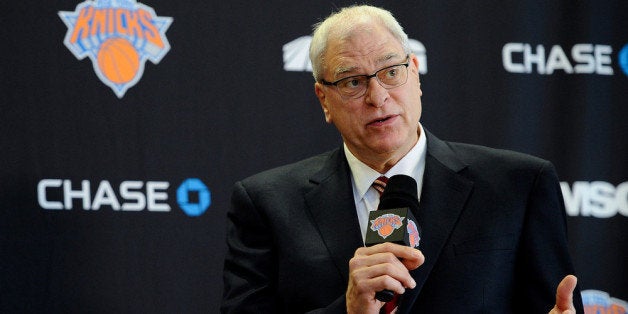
[549,275,578,314]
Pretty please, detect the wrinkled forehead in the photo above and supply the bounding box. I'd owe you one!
[327,20,401,52]
[324,25,405,78]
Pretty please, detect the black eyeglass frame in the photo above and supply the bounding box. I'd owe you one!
[319,54,411,97]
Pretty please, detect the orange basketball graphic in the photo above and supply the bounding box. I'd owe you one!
[379,225,394,237]
[60,2,172,97]
[371,214,404,239]
[97,37,140,84]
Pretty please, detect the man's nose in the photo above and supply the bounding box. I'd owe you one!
[364,77,388,107]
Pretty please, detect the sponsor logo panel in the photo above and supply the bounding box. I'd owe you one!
[283,36,428,74]
[370,213,405,239]
[561,181,628,218]
[37,178,211,217]
[59,0,173,98]
[582,290,627,314]
[503,42,628,77]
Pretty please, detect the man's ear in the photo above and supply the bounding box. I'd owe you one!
[410,53,420,77]
[314,82,332,123]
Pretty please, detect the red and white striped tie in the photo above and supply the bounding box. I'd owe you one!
[372,176,388,196]
[372,176,399,314]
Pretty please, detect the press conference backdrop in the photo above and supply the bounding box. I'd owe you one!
[1,0,626,312]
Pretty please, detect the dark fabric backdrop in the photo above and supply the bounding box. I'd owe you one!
[2,0,626,312]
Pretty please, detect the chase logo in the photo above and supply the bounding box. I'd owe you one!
[177,178,211,217]
[582,290,627,314]
[37,178,211,217]
[503,42,628,77]
[619,44,628,77]
[58,0,173,98]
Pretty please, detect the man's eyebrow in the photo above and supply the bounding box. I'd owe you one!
[334,65,360,78]
[377,53,404,64]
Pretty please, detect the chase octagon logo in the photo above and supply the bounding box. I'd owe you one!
[59,0,172,98]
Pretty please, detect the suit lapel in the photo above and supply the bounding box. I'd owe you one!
[304,148,364,282]
[301,132,474,310]
[399,131,474,313]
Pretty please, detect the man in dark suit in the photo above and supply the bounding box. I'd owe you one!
[222,5,583,314]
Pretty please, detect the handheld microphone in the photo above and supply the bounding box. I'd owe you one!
[364,174,421,302]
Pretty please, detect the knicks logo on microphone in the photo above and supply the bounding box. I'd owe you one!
[59,0,172,98]
[370,213,405,239]
[407,220,420,248]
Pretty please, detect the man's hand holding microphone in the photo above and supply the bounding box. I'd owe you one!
[347,175,424,314]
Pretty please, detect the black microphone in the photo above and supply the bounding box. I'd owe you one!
[364,174,421,302]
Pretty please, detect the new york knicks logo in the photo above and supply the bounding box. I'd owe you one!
[407,220,420,248]
[582,290,627,314]
[370,213,405,239]
[59,0,172,98]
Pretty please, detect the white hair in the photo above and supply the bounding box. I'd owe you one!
[309,5,411,81]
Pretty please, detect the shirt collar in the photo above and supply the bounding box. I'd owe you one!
[344,123,427,199]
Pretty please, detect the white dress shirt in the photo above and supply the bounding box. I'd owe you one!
[344,124,427,242]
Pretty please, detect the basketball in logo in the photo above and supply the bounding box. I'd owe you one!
[59,0,172,98]
[97,37,140,84]
[370,213,404,239]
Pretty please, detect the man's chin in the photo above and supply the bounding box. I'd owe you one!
[368,142,405,156]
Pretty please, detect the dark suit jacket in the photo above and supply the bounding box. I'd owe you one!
[222,130,584,313]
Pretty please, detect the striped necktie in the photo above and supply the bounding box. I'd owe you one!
[372,176,399,314]
[372,176,388,196]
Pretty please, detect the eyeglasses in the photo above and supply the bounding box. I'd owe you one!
[320,55,410,99]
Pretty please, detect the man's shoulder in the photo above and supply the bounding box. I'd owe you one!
[440,140,552,173]
[239,149,340,187]
[425,130,550,171]
[450,141,546,162]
